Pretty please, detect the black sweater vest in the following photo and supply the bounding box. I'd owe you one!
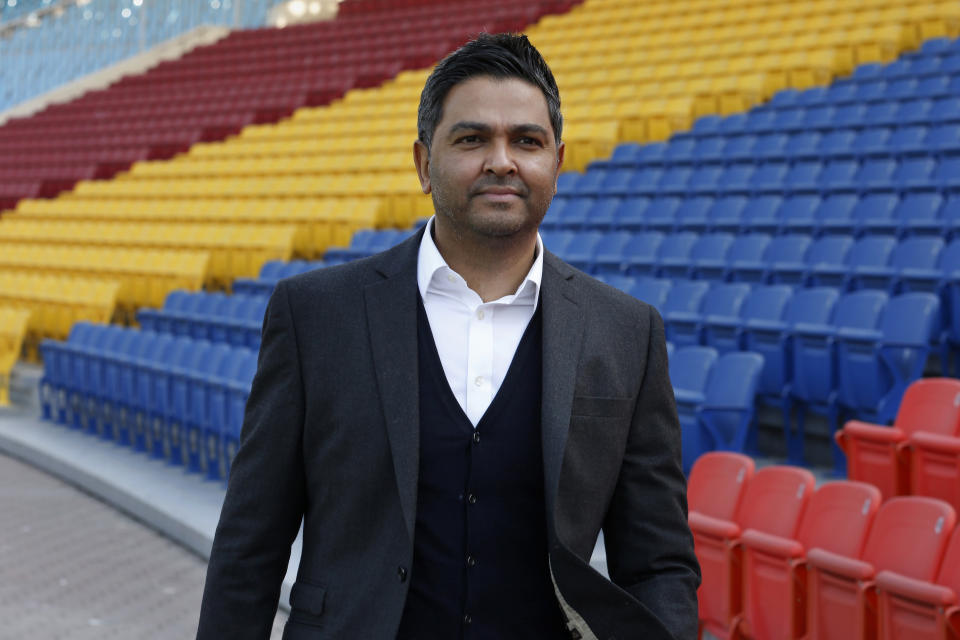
[396,298,568,639]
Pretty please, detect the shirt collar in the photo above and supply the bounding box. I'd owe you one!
[417,216,543,307]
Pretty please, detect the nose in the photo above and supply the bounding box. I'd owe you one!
[483,138,517,176]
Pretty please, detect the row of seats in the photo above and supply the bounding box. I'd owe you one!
[0,307,30,405]
[0,221,303,285]
[669,346,764,474]
[233,260,327,297]
[10,196,381,252]
[39,323,257,482]
[838,377,960,508]
[561,156,960,198]
[594,123,960,172]
[137,291,268,352]
[689,452,960,640]
[543,193,960,237]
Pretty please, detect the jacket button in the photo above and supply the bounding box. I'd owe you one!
[472,431,480,444]
[463,614,472,625]
[397,566,407,582]
[467,493,477,504]
[466,555,476,567]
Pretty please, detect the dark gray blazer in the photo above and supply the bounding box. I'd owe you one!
[197,229,700,640]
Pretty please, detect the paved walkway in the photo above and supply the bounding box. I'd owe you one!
[0,453,287,639]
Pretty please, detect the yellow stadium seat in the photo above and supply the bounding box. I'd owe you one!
[0,306,30,404]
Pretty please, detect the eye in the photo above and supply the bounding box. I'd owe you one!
[517,136,544,147]
[455,135,483,144]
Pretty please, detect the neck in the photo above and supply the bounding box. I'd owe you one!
[432,218,538,303]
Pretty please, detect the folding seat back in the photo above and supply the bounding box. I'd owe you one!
[697,351,764,454]
[258,261,286,280]
[686,451,755,519]
[621,231,664,274]
[895,192,943,237]
[671,345,718,474]
[779,194,823,234]
[739,481,881,640]
[628,277,671,309]
[806,496,957,640]
[842,378,960,500]
[848,235,898,276]
[688,232,734,269]
[727,234,772,269]
[852,194,900,236]
[877,525,960,640]
[644,197,683,231]
[739,196,783,233]
[891,236,945,274]
[674,197,714,231]
[706,196,748,233]
[560,231,603,270]
[694,465,814,640]
[591,231,631,274]
[654,231,698,278]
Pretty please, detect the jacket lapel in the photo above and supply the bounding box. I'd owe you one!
[540,252,584,541]
[364,231,424,540]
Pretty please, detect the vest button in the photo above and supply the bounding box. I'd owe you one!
[463,614,472,625]
[397,566,407,582]
[472,431,480,444]
[467,493,477,504]
[466,555,477,567]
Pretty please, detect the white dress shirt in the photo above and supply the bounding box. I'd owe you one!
[417,217,543,427]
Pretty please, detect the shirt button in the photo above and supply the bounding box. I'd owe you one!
[467,493,477,504]
[397,566,407,582]
[463,613,472,625]
[472,431,480,444]
[474,376,483,387]
[447,274,456,283]
[466,555,477,567]
[477,309,485,320]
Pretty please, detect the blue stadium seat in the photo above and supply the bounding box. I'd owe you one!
[706,195,749,233]
[729,234,810,284]
[852,193,900,236]
[897,98,933,126]
[702,284,792,355]
[592,231,632,275]
[99,329,140,441]
[670,345,719,474]
[784,160,822,193]
[724,234,772,281]
[555,197,593,228]
[854,158,896,192]
[770,235,854,286]
[889,126,929,156]
[655,231,700,279]
[815,235,897,290]
[204,347,252,481]
[930,96,960,123]
[783,132,822,159]
[541,230,575,255]
[817,129,856,158]
[779,194,824,235]
[896,192,944,236]
[715,163,755,195]
[621,231,665,275]
[833,104,867,129]
[674,196,715,232]
[820,159,859,191]
[935,156,960,191]
[561,231,604,271]
[894,156,937,191]
[836,292,940,425]
[801,107,835,132]
[739,196,784,234]
[687,233,736,281]
[658,166,694,195]
[792,290,888,474]
[749,161,790,194]
[851,127,893,159]
[613,196,651,231]
[644,197,684,232]
[222,351,259,478]
[627,168,665,196]
[628,277,672,310]
[572,168,606,196]
[722,134,759,162]
[927,124,960,155]
[598,274,634,294]
[662,280,711,346]
[165,340,217,467]
[182,342,232,474]
[848,236,945,292]
[864,101,899,127]
[743,287,840,463]
[687,165,724,196]
[584,198,620,230]
[663,138,697,164]
[670,282,751,348]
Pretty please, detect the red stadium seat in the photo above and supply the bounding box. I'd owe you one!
[806,497,957,640]
[735,481,882,640]
[835,378,960,500]
[687,451,755,520]
[877,525,960,640]
[690,465,814,640]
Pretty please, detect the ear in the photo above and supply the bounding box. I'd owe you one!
[413,140,432,194]
[553,140,565,193]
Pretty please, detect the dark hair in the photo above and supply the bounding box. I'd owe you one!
[417,32,562,151]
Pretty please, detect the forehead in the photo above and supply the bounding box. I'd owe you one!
[437,75,553,134]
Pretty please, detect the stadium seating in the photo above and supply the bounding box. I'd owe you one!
[805,496,956,640]
[690,465,815,640]
[736,480,882,640]
[687,451,755,523]
[0,306,30,405]
[137,291,268,351]
[38,322,257,481]
[837,378,960,500]
[876,525,960,640]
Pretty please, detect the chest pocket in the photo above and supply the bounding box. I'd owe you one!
[570,395,634,419]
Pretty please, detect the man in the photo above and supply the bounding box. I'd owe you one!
[198,33,699,640]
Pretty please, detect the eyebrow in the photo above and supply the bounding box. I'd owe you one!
[447,121,551,139]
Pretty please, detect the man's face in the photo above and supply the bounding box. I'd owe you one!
[414,76,564,241]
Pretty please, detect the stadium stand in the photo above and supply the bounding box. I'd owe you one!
[0,306,30,405]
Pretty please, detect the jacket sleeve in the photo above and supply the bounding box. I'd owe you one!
[197,279,307,639]
[602,304,701,640]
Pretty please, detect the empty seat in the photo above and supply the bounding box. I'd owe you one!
[661,280,711,348]
[838,377,960,501]
[687,232,736,281]
[809,235,897,290]
[686,451,755,520]
[667,282,750,349]
[702,285,793,356]
[876,524,960,640]
[627,277,671,310]
[620,231,665,274]
[729,234,811,284]
[806,497,957,640]
[737,481,882,640]
[849,237,945,292]
[691,465,815,640]
[836,292,941,423]
[654,231,699,279]
[670,345,719,474]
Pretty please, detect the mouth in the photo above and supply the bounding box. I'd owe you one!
[475,188,523,202]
